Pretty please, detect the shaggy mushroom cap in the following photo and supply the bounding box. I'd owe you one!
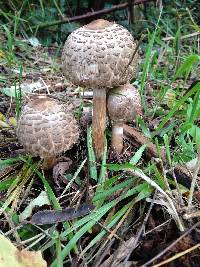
[16,95,79,158]
[62,19,139,88]
[107,83,142,123]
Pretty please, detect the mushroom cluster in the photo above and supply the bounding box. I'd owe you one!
[16,95,79,169]
[107,83,142,154]
[62,19,140,160]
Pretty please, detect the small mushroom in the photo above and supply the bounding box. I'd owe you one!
[107,83,142,154]
[16,95,79,169]
[62,19,139,160]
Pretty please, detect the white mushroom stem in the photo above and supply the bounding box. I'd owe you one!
[111,122,124,154]
[43,156,57,170]
[92,88,107,160]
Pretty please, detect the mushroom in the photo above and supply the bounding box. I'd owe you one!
[107,83,142,154]
[62,19,139,160]
[16,95,79,169]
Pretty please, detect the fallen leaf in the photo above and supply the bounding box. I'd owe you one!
[0,120,10,128]
[28,36,41,47]
[53,159,72,186]
[19,191,51,222]
[8,117,17,127]
[30,204,95,225]
[0,234,47,267]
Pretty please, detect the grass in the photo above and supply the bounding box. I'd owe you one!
[0,0,200,266]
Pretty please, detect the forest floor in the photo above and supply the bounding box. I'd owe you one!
[1,3,200,267]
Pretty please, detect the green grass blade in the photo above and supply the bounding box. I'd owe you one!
[0,157,21,170]
[98,137,107,184]
[52,200,117,267]
[60,200,117,238]
[129,144,147,165]
[163,134,172,166]
[56,234,63,267]
[80,202,133,256]
[0,178,15,191]
[156,82,200,132]
[93,177,136,202]
[60,158,87,197]
[32,165,61,210]
[174,54,200,79]
[87,127,97,181]
[140,7,163,107]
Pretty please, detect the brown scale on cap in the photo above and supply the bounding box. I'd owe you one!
[85,19,113,30]
[16,95,79,169]
[107,83,142,154]
[62,19,140,160]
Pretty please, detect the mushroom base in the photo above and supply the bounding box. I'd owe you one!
[42,156,57,170]
[111,123,124,154]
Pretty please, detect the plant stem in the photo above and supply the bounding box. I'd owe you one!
[188,150,200,207]
[92,88,107,160]
[127,168,185,231]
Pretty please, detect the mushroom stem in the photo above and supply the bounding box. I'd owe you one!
[111,122,124,154]
[92,87,107,160]
[42,156,57,170]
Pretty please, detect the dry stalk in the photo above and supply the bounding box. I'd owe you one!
[188,150,200,207]
[127,168,185,231]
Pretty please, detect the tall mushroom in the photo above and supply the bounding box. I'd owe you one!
[107,83,142,154]
[62,19,139,160]
[16,95,79,169]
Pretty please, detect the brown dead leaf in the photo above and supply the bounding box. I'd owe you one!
[15,250,47,267]
[0,234,46,267]
[53,159,72,185]
[100,236,136,267]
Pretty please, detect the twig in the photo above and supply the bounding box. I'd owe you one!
[32,0,156,29]
[152,243,200,267]
[183,210,200,220]
[171,168,184,206]
[123,124,198,189]
[140,221,200,267]
[144,219,172,236]
[127,0,134,26]
[25,234,46,250]
[107,200,135,240]
[123,191,157,265]
[96,221,124,242]
[92,239,115,267]
[3,212,22,245]
[20,233,44,245]
[123,125,166,162]
[122,34,145,76]
[163,32,200,41]
[126,168,185,231]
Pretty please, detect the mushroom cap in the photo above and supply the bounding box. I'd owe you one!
[62,19,139,88]
[16,95,79,158]
[107,83,142,123]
